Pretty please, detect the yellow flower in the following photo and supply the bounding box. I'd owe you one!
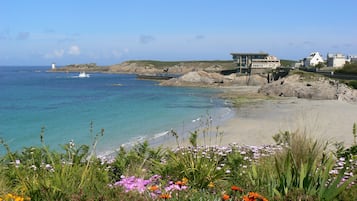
[6,193,14,199]
[182,177,188,185]
[208,182,215,188]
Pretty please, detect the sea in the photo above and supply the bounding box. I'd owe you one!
[0,66,234,156]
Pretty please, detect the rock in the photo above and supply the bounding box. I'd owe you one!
[258,74,357,102]
[160,71,224,86]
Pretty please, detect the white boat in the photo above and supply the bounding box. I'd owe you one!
[78,72,90,78]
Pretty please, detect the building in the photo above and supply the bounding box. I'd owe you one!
[51,63,56,70]
[230,52,281,74]
[303,52,324,67]
[347,55,357,63]
[327,53,346,68]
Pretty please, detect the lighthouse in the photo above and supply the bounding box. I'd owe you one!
[51,63,56,70]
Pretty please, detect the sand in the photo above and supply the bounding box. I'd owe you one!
[219,98,357,147]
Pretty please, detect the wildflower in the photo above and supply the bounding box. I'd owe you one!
[243,192,268,201]
[208,181,215,188]
[165,182,187,192]
[149,185,159,192]
[175,181,183,187]
[231,185,243,193]
[160,193,171,199]
[221,194,230,200]
[181,177,188,185]
[114,176,151,193]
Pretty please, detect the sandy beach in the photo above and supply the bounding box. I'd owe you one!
[156,86,357,149]
[219,98,357,147]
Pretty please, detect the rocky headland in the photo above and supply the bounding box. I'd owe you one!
[55,61,357,103]
[258,73,357,102]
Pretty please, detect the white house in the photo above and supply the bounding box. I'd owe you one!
[327,53,346,68]
[303,52,324,67]
[347,55,357,63]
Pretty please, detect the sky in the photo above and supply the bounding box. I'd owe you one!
[0,0,356,66]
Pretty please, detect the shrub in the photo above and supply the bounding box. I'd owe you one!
[348,80,357,89]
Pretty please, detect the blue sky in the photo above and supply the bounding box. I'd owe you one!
[0,0,356,66]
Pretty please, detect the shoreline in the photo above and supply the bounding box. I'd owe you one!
[99,85,357,160]
[148,91,357,151]
[48,68,357,156]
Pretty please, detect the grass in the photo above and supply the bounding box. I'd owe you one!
[125,60,236,70]
[280,60,297,67]
[1,123,357,200]
[289,69,324,81]
[219,90,275,108]
[335,63,357,74]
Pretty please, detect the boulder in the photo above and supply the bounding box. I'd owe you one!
[258,74,357,102]
[160,71,224,86]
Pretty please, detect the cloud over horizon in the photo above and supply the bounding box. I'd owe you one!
[68,45,80,55]
[43,45,80,59]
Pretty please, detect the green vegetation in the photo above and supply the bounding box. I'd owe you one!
[347,80,357,89]
[280,60,297,67]
[335,63,357,74]
[125,60,236,70]
[289,69,324,81]
[1,123,357,201]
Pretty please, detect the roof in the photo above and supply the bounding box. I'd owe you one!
[230,52,269,56]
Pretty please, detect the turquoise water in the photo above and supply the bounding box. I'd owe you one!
[0,66,234,155]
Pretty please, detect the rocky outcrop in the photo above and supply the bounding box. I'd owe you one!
[108,61,234,74]
[52,63,110,72]
[160,71,268,87]
[160,71,223,86]
[258,74,357,102]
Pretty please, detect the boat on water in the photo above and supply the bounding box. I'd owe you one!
[78,72,90,78]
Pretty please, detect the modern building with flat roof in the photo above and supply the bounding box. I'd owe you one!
[327,53,346,68]
[230,52,280,74]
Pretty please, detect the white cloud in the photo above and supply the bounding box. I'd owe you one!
[44,49,65,59]
[111,48,129,58]
[67,45,80,55]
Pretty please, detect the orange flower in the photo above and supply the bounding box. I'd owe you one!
[231,185,243,192]
[242,195,251,201]
[175,181,183,186]
[160,193,171,199]
[243,192,268,201]
[222,194,230,200]
[149,185,159,191]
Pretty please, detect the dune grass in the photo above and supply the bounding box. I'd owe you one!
[0,123,356,201]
